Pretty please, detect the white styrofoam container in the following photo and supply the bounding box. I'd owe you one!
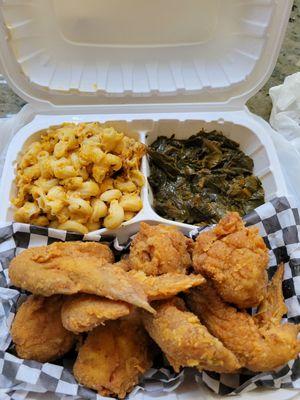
[0,0,293,110]
[0,1,296,399]
[0,111,288,242]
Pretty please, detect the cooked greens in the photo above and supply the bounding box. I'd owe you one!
[148,131,264,225]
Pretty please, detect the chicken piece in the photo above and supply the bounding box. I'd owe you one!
[128,270,205,300]
[128,222,193,275]
[61,294,131,333]
[253,263,287,327]
[142,298,241,373]
[10,295,76,362]
[193,212,269,308]
[61,272,204,333]
[186,265,300,372]
[9,242,154,313]
[73,318,153,399]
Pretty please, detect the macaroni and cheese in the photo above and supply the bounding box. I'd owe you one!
[13,122,145,233]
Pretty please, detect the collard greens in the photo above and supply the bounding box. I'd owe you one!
[148,131,265,225]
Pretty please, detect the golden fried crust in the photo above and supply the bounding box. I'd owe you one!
[254,263,287,327]
[73,319,153,399]
[9,242,154,313]
[61,294,131,333]
[186,275,300,372]
[142,298,241,373]
[193,212,269,308]
[128,222,193,275]
[10,295,76,362]
[128,270,205,300]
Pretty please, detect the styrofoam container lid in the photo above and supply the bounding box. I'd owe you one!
[0,0,293,110]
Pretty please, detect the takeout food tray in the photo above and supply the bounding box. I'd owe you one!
[0,0,296,399]
[0,112,288,240]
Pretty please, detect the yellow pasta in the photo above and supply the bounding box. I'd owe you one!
[76,181,100,199]
[47,186,66,201]
[90,199,108,222]
[58,220,88,235]
[129,170,145,187]
[114,178,136,193]
[103,153,122,171]
[103,200,124,230]
[14,202,40,223]
[68,197,93,217]
[123,211,135,221]
[98,178,114,193]
[13,123,145,233]
[101,127,124,152]
[100,189,122,203]
[44,199,65,216]
[119,194,143,212]
[22,164,40,182]
[86,221,101,231]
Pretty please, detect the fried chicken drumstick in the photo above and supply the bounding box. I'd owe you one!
[142,298,241,373]
[193,212,269,308]
[186,265,300,372]
[9,242,154,313]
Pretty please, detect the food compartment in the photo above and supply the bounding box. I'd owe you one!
[144,119,286,230]
[0,117,155,237]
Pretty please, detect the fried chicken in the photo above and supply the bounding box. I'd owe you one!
[192,212,269,308]
[61,294,131,333]
[128,270,205,300]
[142,298,241,373]
[128,222,193,275]
[253,264,288,327]
[186,265,300,372]
[61,272,204,333]
[73,317,153,399]
[9,242,154,313]
[10,295,76,362]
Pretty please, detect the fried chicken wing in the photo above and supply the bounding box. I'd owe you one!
[128,222,193,275]
[128,270,205,300]
[61,294,131,333]
[73,318,153,399]
[193,212,269,308]
[10,295,76,362]
[253,263,287,327]
[142,298,241,373]
[186,265,300,372]
[9,242,154,313]
[61,272,204,333]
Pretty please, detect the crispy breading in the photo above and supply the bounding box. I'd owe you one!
[9,242,154,313]
[253,263,288,327]
[142,298,241,373]
[193,212,269,308]
[186,266,300,372]
[128,222,193,275]
[128,270,205,300]
[61,272,204,333]
[61,294,131,333]
[73,318,153,398]
[10,295,76,362]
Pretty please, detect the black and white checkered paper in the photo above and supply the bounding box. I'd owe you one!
[0,197,299,399]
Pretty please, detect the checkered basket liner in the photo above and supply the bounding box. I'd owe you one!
[0,196,299,399]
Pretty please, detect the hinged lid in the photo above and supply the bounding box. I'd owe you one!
[0,0,293,110]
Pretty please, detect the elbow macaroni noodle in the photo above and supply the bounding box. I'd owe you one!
[12,122,145,233]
